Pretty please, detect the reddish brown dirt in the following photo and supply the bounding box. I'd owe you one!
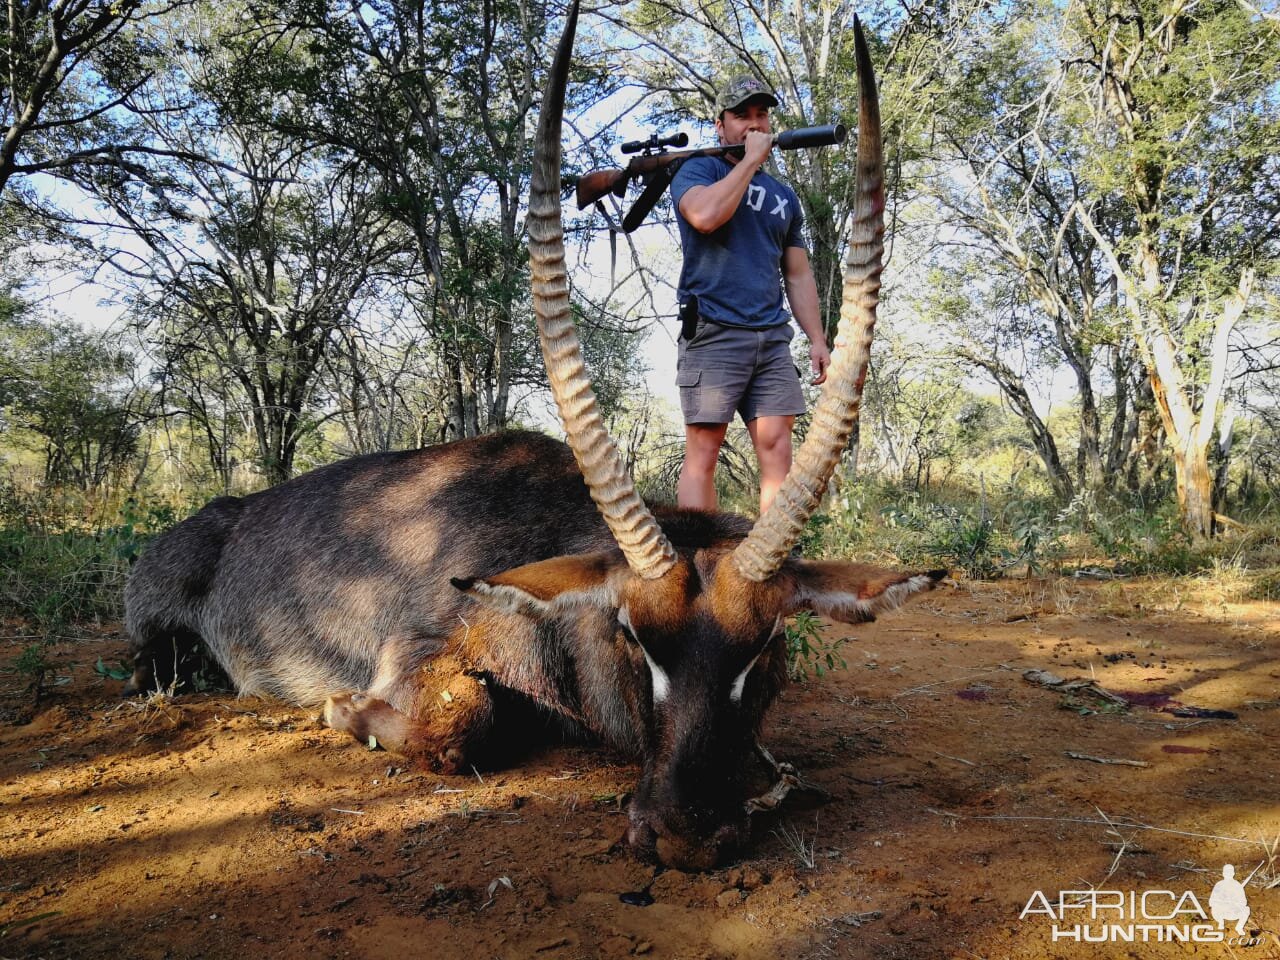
[2,578,1278,959]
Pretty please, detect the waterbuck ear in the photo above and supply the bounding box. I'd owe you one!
[451,552,628,619]
[787,562,946,624]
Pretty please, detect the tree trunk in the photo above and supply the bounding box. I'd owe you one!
[1212,400,1237,518]
[1172,441,1215,539]
[1072,362,1105,492]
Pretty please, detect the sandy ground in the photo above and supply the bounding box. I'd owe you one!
[2,577,1278,960]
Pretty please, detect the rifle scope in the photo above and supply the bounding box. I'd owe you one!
[621,131,690,154]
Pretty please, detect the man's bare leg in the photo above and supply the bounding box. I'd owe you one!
[747,415,795,514]
[678,422,729,510]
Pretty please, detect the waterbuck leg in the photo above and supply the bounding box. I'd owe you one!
[124,628,228,696]
[744,742,830,815]
[323,672,495,773]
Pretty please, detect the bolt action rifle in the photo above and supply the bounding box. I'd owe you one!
[575,124,848,233]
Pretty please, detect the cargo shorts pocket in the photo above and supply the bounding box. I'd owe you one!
[677,367,703,421]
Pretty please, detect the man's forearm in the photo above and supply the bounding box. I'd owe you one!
[678,160,759,233]
[679,130,773,233]
[785,268,824,345]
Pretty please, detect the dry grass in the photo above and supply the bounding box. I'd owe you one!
[774,819,818,870]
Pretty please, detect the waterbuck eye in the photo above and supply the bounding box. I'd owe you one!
[617,607,669,703]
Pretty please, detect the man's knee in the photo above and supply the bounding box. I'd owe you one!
[684,424,727,466]
[749,417,795,459]
[757,432,792,459]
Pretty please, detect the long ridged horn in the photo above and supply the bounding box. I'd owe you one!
[732,17,884,582]
[528,0,677,580]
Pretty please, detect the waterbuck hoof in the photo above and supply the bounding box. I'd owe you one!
[122,663,155,697]
[321,692,369,734]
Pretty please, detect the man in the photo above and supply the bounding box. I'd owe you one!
[670,75,830,514]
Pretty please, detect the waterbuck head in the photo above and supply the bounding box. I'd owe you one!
[479,1,936,870]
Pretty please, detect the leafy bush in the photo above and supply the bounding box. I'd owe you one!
[805,477,1278,581]
[810,482,1008,578]
[784,611,847,681]
[807,480,1070,579]
[919,504,1000,579]
[1068,495,1203,574]
[0,486,176,632]
[1245,569,1280,601]
[1000,499,1068,574]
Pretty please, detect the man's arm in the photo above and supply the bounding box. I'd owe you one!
[783,246,830,385]
[677,131,773,233]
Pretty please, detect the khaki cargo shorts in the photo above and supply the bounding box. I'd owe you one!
[676,321,805,425]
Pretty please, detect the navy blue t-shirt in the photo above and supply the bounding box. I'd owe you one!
[670,155,806,329]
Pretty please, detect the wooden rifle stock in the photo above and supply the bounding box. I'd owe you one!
[575,168,631,209]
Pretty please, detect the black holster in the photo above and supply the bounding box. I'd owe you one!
[679,295,699,341]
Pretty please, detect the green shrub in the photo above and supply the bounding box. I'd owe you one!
[1000,498,1068,574]
[784,611,846,681]
[0,486,177,632]
[919,503,1000,579]
[804,480,1074,579]
[1072,496,1204,574]
[1245,569,1280,601]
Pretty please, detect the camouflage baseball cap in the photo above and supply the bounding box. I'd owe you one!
[714,75,779,116]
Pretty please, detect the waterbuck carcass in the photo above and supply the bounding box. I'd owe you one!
[123,5,939,870]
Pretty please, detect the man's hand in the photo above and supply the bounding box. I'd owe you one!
[809,340,831,385]
[742,130,773,169]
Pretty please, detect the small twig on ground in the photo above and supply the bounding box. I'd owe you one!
[1065,751,1149,767]
[480,875,513,910]
[835,910,883,927]
[893,670,999,699]
[0,910,63,938]
[935,752,977,767]
[923,810,1269,847]
[1096,807,1141,880]
[1258,833,1280,889]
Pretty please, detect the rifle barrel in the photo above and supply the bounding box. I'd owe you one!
[775,123,846,150]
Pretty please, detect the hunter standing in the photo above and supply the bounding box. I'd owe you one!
[671,75,830,513]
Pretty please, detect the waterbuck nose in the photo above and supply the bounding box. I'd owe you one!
[655,834,719,872]
[630,811,749,870]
